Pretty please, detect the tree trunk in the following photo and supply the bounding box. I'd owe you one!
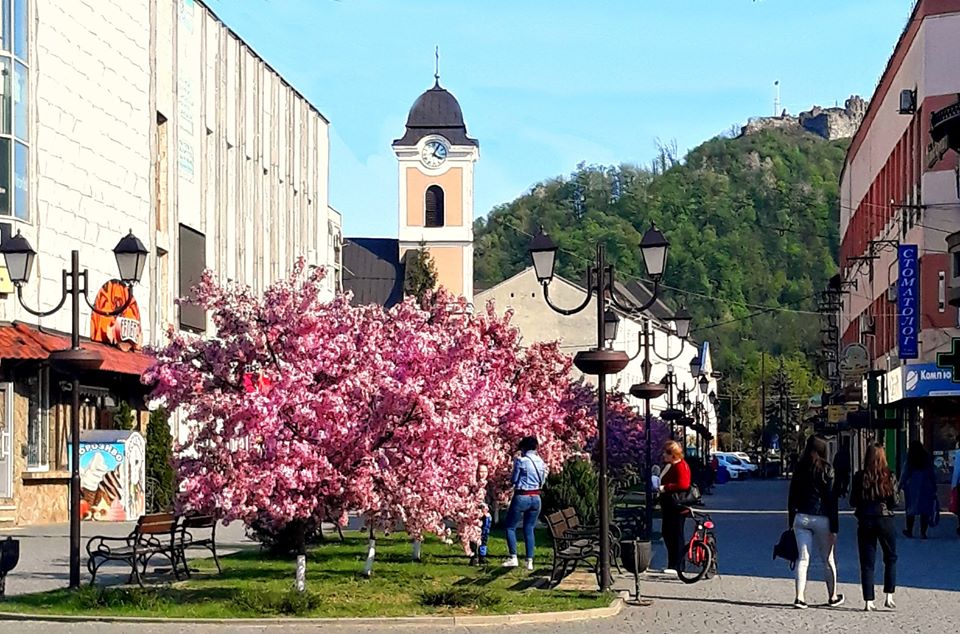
[362,525,376,577]
[294,520,307,592]
[412,539,422,562]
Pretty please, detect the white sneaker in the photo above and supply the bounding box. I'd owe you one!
[865,600,876,612]
[501,556,519,568]
[662,568,678,576]
[884,594,896,610]
[525,559,534,571]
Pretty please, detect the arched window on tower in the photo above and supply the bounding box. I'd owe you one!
[425,185,445,227]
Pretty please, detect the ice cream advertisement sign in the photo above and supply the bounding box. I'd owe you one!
[69,432,146,522]
[89,280,142,351]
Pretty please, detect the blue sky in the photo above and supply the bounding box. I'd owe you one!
[210,0,913,237]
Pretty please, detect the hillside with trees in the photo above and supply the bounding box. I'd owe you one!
[473,128,848,446]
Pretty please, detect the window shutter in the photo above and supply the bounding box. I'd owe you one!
[179,224,207,332]
[425,185,444,227]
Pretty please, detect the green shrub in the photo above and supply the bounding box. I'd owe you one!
[232,588,323,615]
[145,407,175,512]
[73,586,163,611]
[244,517,325,557]
[541,457,601,526]
[419,587,499,609]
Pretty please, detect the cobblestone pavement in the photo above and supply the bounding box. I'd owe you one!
[3,479,959,633]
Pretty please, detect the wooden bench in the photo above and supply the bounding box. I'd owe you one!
[175,514,221,575]
[86,512,183,587]
[560,507,622,574]
[546,511,597,586]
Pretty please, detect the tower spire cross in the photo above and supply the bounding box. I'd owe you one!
[434,45,440,86]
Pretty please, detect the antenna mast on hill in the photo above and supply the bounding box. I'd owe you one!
[774,80,781,116]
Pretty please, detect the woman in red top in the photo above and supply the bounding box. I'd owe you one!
[658,440,692,575]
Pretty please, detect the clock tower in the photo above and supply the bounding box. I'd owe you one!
[392,78,479,303]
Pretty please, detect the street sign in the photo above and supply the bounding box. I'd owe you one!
[839,343,870,380]
[826,404,859,425]
[936,337,960,383]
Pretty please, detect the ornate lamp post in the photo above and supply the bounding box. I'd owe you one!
[528,224,669,592]
[0,230,148,589]
[626,310,692,541]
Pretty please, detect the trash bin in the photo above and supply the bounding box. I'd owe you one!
[0,537,19,597]
[716,466,729,485]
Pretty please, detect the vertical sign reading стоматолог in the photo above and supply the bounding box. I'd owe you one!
[898,244,919,359]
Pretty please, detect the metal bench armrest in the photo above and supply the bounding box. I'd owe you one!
[86,535,134,557]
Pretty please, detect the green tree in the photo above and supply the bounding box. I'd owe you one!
[473,127,844,414]
[113,401,137,431]
[145,407,175,512]
[403,241,438,302]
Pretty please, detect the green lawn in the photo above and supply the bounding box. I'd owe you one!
[0,530,613,618]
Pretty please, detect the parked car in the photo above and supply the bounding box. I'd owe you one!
[713,453,751,480]
[731,452,760,473]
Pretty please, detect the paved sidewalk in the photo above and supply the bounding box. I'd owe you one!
[2,479,958,632]
[0,518,256,595]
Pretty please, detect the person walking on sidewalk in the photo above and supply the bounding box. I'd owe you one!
[899,442,937,539]
[658,440,692,575]
[502,436,547,571]
[850,443,898,612]
[787,435,844,610]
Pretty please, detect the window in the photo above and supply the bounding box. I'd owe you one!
[0,0,27,221]
[179,224,206,332]
[26,365,48,471]
[425,185,444,227]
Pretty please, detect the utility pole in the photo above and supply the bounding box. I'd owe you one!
[761,351,767,475]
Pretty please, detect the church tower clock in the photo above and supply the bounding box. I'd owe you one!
[392,76,479,303]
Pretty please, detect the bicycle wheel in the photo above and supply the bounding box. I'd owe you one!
[705,534,719,579]
[677,538,712,584]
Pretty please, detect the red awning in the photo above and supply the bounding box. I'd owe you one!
[0,322,154,377]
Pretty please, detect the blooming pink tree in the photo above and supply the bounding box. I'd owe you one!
[146,263,595,565]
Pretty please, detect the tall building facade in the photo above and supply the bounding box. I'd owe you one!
[0,0,340,526]
[838,0,960,483]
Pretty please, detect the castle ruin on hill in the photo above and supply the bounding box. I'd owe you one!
[740,96,868,141]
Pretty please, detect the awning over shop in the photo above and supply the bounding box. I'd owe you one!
[0,321,154,377]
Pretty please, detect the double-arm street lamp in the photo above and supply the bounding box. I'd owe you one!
[528,224,668,592]
[0,230,148,589]
[619,311,692,542]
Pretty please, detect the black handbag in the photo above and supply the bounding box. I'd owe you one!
[773,529,799,569]
[672,484,702,507]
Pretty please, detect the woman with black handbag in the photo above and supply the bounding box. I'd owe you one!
[850,443,898,611]
[658,440,692,575]
[787,435,844,610]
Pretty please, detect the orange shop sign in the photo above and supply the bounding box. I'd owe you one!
[89,281,142,351]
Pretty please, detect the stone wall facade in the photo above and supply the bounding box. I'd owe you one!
[0,0,342,526]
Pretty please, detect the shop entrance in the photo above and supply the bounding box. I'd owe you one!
[0,383,12,498]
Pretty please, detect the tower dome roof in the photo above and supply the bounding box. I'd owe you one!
[393,81,478,148]
[406,85,465,128]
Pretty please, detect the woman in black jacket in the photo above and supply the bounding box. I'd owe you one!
[850,443,898,612]
[787,435,843,609]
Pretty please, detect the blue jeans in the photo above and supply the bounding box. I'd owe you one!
[505,494,541,559]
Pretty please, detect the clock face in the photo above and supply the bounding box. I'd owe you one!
[421,140,448,168]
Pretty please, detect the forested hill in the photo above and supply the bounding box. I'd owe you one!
[473,128,848,378]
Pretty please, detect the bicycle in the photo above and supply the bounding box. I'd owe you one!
[677,507,718,584]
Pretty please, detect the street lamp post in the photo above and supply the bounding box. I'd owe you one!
[626,313,691,544]
[0,230,148,589]
[528,224,669,592]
